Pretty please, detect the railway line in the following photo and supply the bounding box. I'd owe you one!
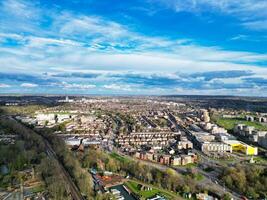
[10,117,85,200]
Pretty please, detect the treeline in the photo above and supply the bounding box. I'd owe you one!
[0,117,46,152]
[0,105,47,116]
[80,149,220,198]
[0,139,45,188]
[36,127,94,198]
[221,164,267,199]
[0,117,71,199]
[7,115,96,199]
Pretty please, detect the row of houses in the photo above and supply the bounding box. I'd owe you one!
[134,151,197,166]
[187,123,233,155]
[199,122,228,135]
[177,136,193,150]
[115,132,178,147]
[200,141,232,154]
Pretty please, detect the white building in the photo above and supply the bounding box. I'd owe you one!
[36,113,56,125]
[200,141,232,153]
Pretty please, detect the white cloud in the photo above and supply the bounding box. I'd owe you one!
[58,14,128,38]
[1,42,267,76]
[26,36,83,47]
[0,1,266,75]
[230,35,250,41]
[1,0,40,19]
[0,83,11,88]
[0,0,266,96]
[0,7,266,76]
[61,82,96,90]
[45,52,267,74]
[242,20,267,31]
[53,12,191,52]
[154,0,267,30]
[103,84,133,91]
[20,83,38,87]
[155,0,267,17]
[0,0,43,33]
[0,33,24,41]
[173,87,266,96]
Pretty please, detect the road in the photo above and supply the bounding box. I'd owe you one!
[167,113,242,199]
[179,128,242,199]
[118,150,242,199]
[10,117,85,200]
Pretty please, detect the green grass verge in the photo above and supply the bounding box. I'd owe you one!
[253,156,267,164]
[194,173,204,181]
[175,162,198,168]
[109,152,130,163]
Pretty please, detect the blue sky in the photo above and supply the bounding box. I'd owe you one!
[0,0,267,96]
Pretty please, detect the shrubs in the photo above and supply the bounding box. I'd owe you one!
[221,165,267,199]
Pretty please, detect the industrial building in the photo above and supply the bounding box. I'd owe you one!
[223,140,258,155]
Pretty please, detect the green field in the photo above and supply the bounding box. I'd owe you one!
[109,152,130,163]
[125,180,181,199]
[215,117,267,131]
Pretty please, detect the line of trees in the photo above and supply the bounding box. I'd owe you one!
[36,127,94,198]
[0,117,71,199]
[38,158,72,200]
[80,149,222,199]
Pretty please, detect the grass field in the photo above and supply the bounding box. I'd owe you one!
[125,180,181,200]
[215,117,267,131]
[125,181,159,198]
[0,105,47,116]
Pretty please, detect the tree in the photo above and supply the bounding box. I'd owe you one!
[106,159,119,172]
[182,185,190,193]
[222,193,232,200]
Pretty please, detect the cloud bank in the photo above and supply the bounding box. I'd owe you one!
[0,0,266,95]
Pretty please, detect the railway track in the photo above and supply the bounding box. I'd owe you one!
[10,117,85,200]
[44,139,85,200]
